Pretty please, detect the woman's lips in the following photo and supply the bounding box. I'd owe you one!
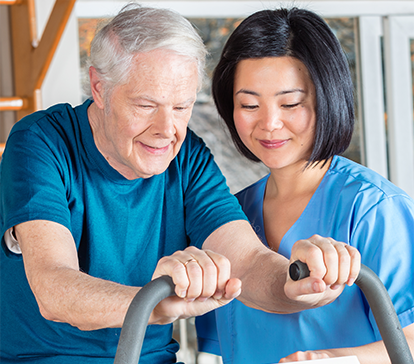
[259,139,289,149]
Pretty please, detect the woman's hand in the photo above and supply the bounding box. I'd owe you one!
[150,246,242,324]
[284,235,361,308]
[280,323,414,363]
[279,350,333,362]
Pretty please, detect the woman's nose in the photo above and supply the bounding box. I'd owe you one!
[258,107,284,132]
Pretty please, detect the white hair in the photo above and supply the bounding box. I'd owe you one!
[84,3,207,99]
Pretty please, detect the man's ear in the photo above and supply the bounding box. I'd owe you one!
[89,66,105,110]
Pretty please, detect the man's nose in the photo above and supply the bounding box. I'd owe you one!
[151,108,175,137]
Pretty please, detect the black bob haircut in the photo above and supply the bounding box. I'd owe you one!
[212,7,355,164]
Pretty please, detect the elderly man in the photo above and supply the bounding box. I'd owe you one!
[0,4,359,363]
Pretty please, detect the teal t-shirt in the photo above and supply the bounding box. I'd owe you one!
[0,100,246,363]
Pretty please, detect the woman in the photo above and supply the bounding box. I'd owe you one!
[196,7,414,363]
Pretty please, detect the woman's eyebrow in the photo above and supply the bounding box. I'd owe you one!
[276,88,305,96]
[234,89,260,96]
[235,88,305,96]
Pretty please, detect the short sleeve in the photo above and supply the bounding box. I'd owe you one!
[352,194,414,339]
[1,127,72,255]
[180,131,247,248]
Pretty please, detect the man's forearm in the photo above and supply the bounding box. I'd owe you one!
[16,220,140,330]
[24,262,139,330]
[202,220,306,313]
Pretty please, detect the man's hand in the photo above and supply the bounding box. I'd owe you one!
[284,235,361,308]
[150,246,241,324]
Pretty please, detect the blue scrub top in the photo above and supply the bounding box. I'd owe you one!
[197,156,414,364]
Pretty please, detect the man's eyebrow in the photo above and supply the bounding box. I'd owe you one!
[129,95,156,103]
[129,95,196,104]
[234,88,305,97]
[181,96,197,105]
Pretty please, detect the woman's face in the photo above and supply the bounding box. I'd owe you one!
[233,56,317,172]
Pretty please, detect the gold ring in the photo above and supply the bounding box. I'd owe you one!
[184,258,196,266]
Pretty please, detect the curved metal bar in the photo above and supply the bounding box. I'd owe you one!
[290,261,414,364]
[114,276,175,364]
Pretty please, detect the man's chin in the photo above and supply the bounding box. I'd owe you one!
[135,163,172,179]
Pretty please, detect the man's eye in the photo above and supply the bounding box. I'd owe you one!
[136,103,155,109]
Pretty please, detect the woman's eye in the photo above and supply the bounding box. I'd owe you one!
[241,104,258,110]
[282,103,300,109]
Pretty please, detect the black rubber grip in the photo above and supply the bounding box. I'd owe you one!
[289,260,310,281]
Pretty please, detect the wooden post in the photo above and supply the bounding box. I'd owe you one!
[0,97,29,111]
[9,0,76,120]
[0,1,23,5]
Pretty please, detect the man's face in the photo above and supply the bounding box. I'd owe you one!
[92,49,199,180]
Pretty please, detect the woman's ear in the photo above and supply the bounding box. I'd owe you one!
[89,66,105,110]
